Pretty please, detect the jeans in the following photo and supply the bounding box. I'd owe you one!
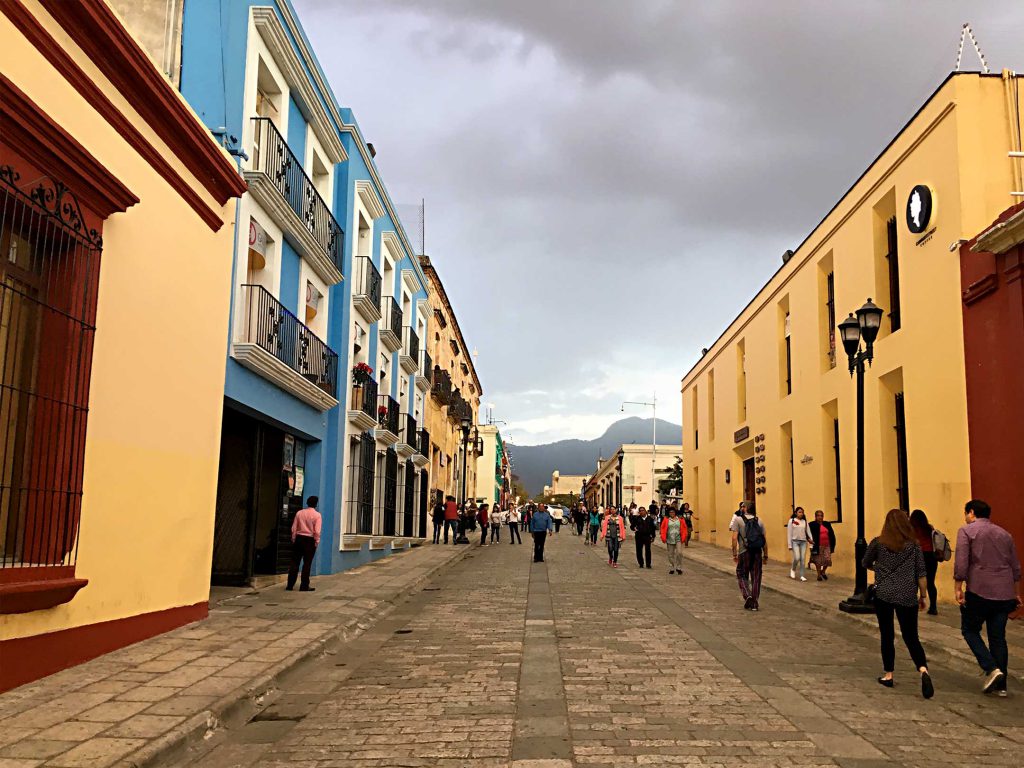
[490,524,501,543]
[736,549,763,603]
[508,522,522,543]
[875,598,927,672]
[432,520,442,544]
[532,531,548,562]
[923,551,938,611]
[443,519,458,544]
[287,535,317,590]
[961,591,1014,687]
[589,524,599,545]
[635,539,652,567]
[480,524,489,545]
[666,541,682,571]
[791,540,807,578]
[607,537,620,563]
[554,520,562,533]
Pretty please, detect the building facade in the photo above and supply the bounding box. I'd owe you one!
[543,471,590,500]
[681,72,1024,598]
[475,425,509,506]
[0,0,244,690]
[420,256,482,507]
[584,445,682,509]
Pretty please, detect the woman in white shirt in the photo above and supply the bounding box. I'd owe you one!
[787,506,813,581]
[507,507,522,544]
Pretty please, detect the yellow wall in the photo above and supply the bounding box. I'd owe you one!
[1,5,235,640]
[680,73,1022,602]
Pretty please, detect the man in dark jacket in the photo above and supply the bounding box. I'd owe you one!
[528,504,553,563]
[632,505,657,568]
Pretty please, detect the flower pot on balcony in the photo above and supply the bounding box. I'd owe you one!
[351,384,364,411]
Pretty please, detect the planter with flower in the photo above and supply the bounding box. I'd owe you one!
[351,362,373,410]
[377,404,390,426]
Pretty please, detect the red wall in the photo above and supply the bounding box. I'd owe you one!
[960,208,1024,583]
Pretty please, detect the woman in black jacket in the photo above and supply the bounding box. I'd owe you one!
[808,510,836,581]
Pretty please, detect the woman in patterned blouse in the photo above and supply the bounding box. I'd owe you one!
[863,509,933,699]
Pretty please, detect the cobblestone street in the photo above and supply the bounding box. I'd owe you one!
[169,533,1024,768]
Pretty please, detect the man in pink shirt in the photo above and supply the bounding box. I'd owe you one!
[287,496,321,592]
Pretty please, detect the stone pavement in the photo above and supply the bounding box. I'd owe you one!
[160,529,1024,768]
[671,539,1024,686]
[0,542,473,768]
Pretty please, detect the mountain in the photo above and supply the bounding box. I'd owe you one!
[507,417,682,495]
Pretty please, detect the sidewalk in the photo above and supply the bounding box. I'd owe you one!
[667,539,1024,684]
[0,542,473,768]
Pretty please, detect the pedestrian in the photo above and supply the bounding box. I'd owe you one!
[443,495,459,545]
[787,507,813,582]
[632,504,656,568]
[490,506,503,543]
[588,506,601,546]
[661,505,687,574]
[627,502,639,530]
[601,506,626,568]
[431,495,444,545]
[909,509,939,615]
[731,501,767,611]
[809,509,836,581]
[508,506,523,544]
[574,506,586,537]
[286,496,321,592]
[681,503,695,546]
[478,502,490,545]
[529,503,553,563]
[955,499,1022,697]
[551,505,564,533]
[863,509,933,699]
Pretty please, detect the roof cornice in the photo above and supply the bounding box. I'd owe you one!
[355,179,385,220]
[419,256,483,396]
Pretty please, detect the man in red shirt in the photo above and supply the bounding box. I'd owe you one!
[443,495,459,545]
[287,496,321,592]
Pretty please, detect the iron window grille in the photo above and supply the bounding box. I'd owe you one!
[379,447,398,536]
[894,392,910,511]
[403,459,416,536]
[885,216,901,333]
[347,432,376,535]
[826,271,836,368]
[0,166,100,575]
[377,394,399,435]
[352,256,381,307]
[832,417,843,522]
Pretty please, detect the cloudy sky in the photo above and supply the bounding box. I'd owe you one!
[294,0,1023,445]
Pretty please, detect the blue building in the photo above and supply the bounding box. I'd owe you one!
[173,0,433,582]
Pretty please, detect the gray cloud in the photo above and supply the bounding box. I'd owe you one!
[295,0,1024,443]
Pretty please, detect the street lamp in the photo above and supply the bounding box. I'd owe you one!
[838,297,884,615]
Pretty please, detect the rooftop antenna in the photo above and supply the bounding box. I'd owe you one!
[955,22,989,74]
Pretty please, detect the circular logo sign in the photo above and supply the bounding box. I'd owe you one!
[906,184,933,234]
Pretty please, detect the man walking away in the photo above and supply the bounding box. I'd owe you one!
[661,506,687,574]
[529,504,553,563]
[632,505,657,568]
[443,495,459,545]
[731,501,767,610]
[431,495,445,544]
[287,496,321,592]
[508,506,523,544]
[956,499,1023,697]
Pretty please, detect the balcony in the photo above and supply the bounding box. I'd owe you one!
[415,350,432,393]
[347,375,378,432]
[397,412,417,458]
[431,366,452,404]
[414,428,430,468]
[448,393,469,423]
[352,256,382,323]
[246,118,343,285]
[400,326,419,374]
[233,285,339,411]
[379,296,402,352]
[374,394,400,445]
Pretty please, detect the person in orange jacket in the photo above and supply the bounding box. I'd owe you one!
[660,506,689,574]
[600,507,627,568]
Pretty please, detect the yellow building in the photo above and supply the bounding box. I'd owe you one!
[419,256,482,505]
[681,72,1024,600]
[585,444,682,509]
[543,471,590,500]
[0,0,243,690]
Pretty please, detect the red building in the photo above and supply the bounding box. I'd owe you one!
[960,203,1024,583]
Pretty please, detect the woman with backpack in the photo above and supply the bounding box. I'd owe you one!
[910,509,939,615]
[864,509,933,699]
[808,510,836,581]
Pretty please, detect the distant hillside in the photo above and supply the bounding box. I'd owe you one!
[508,417,682,495]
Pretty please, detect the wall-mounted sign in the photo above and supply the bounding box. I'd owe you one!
[734,426,750,444]
[906,184,934,234]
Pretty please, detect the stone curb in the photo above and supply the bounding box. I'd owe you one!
[668,540,1024,686]
[119,542,477,768]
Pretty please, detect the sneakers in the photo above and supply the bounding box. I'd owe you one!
[743,596,755,610]
[790,569,795,579]
[996,689,1008,698]
[983,669,1006,694]
[612,562,619,568]
[799,576,808,582]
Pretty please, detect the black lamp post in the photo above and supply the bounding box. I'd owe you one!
[837,297,884,614]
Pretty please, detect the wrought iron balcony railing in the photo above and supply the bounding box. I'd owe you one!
[431,367,452,403]
[353,256,381,309]
[417,428,430,457]
[250,117,343,271]
[352,375,378,421]
[402,326,419,362]
[380,296,402,338]
[400,412,418,447]
[240,284,338,396]
[420,350,432,383]
[377,394,400,435]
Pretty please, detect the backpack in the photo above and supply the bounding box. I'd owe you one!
[932,529,952,562]
[741,514,766,551]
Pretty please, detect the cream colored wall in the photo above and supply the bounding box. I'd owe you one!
[681,74,1021,600]
[1,7,235,639]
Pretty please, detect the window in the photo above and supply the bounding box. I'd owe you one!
[707,369,716,442]
[825,271,836,368]
[784,313,792,395]
[0,168,100,578]
[894,392,909,510]
[885,217,901,332]
[736,339,747,421]
[832,417,842,521]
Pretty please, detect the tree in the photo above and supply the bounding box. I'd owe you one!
[510,473,530,504]
[658,455,683,497]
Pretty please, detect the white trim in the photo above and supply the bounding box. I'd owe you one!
[356,181,386,220]
[396,442,415,459]
[415,375,430,394]
[368,536,393,550]
[380,326,402,353]
[412,453,429,468]
[972,207,1024,254]
[231,343,339,411]
[348,410,376,431]
[401,268,418,295]
[400,351,417,375]
[340,534,371,551]
[252,8,347,164]
[374,428,399,446]
[381,231,404,264]
[353,294,382,325]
